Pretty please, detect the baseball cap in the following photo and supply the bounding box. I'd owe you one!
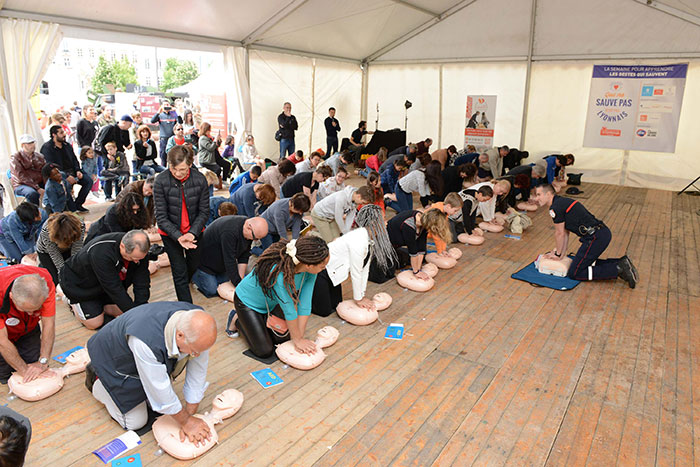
[120,114,134,123]
[19,134,36,144]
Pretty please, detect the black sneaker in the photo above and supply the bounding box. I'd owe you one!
[617,256,638,289]
[226,309,239,338]
[75,206,90,213]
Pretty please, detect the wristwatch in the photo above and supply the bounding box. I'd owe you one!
[39,357,48,365]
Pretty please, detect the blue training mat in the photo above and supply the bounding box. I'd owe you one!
[511,260,580,291]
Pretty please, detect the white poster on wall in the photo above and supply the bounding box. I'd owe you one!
[465,95,497,149]
[583,64,687,153]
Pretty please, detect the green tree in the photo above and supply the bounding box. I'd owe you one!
[160,58,199,92]
[90,55,138,94]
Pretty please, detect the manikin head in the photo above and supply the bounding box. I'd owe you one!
[535,184,556,207]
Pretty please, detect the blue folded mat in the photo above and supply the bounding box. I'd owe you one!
[511,259,580,290]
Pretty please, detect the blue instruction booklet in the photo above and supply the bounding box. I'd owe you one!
[111,453,142,466]
[93,431,141,463]
[53,345,84,364]
[251,368,283,388]
[385,323,404,340]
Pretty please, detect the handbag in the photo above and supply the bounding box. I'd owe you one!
[567,173,582,185]
[274,129,282,142]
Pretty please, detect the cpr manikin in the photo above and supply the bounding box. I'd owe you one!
[148,253,170,275]
[275,326,339,370]
[336,293,393,326]
[479,221,504,233]
[517,201,538,212]
[153,389,245,460]
[8,348,90,401]
[458,227,485,245]
[535,254,573,277]
[396,263,437,292]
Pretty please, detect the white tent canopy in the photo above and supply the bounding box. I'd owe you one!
[1,0,700,190]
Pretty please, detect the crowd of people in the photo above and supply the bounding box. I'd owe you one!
[0,99,640,460]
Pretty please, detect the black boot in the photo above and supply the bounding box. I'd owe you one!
[617,255,638,289]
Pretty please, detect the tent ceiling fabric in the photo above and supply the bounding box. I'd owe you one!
[3,0,700,62]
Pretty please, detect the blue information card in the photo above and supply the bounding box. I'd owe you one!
[251,368,283,388]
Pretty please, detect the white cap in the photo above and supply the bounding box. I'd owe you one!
[19,134,36,144]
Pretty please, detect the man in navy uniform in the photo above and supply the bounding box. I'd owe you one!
[535,184,638,287]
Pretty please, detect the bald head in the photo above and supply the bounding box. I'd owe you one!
[244,217,269,241]
[177,310,217,354]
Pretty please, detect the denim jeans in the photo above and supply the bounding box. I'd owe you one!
[192,269,229,298]
[385,183,413,212]
[139,164,166,176]
[14,185,40,205]
[326,137,338,159]
[279,138,295,160]
[0,234,23,261]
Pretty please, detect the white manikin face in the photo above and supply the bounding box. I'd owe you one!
[372,293,392,311]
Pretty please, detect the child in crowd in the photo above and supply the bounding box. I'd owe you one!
[310,185,374,243]
[357,147,387,177]
[42,163,67,214]
[207,199,239,226]
[455,185,494,241]
[386,160,443,212]
[380,159,407,194]
[100,142,130,200]
[426,192,463,252]
[295,151,323,173]
[79,146,99,193]
[324,150,352,175]
[366,170,385,214]
[221,135,245,175]
[255,193,311,254]
[229,165,262,195]
[287,149,305,165]
[241,134,265,169]
[317,166,348,201]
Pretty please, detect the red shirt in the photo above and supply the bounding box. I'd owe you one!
[287,154,304,164]
[0,265,55,342]
[365,155,380,172]
[157,170,191,237]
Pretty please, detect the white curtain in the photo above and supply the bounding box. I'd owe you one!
[222,46,253,148]
[0,18,62,148]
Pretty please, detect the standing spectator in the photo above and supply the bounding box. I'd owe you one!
[154,146,210,303]
[101,142,130,201]
[133,125,165,176]
[151,101,182,166]
[61,110,75,146]
[60,231,150,329]
[295,151,322,174]
[258,159,296,197]
[277,102,298,160]
[97,115,133,154]
[182,109,197,143]
[76,105,99,148]
[324,107,341,157]
[0,266,55,384]
[79,146,99,194]
[0,202,47,262]
[317,166,348,201]
[69,101,81,131]
[10,134,45,205]
[36,212,85,285]
[40,126,91,212]
[41,164,68,214]
[198,122,231,181]
[97,106,115,127]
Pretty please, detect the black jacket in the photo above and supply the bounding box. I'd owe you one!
[277,113,298,139]
[85,205,124,243]
[59,232,150,310]
[98,123,130,153]
[154,168,210,239]
[133,139,158,167]
[198,216,251,285]
[41,140,82,176]
[76,118,99,147]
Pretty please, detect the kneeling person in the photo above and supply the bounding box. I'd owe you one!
[87,301,216,442]
[60,230,150,329]
[535,184,638,287]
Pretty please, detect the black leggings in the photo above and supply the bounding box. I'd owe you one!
[38,251,70,286]
[311,269,342,317]
[162,235,202,303]
[234,294,290,358]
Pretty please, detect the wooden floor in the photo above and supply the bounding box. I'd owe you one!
[12,181,700,466]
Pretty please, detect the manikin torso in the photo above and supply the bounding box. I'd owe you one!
[336,293,392,326]
[275,326,339,370]
[8,348,90,401]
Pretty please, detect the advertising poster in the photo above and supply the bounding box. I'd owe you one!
[583,64,687,153]
[464,95,497,149]
[198,94,228,136]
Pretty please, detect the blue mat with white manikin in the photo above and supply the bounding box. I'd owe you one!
[511,259,580,291]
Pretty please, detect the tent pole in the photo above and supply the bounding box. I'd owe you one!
[619,150,630,186]
[519,0,537,149]
[0,19,16,135]
[309,59,316,155]
[438,64,443,149]
[361,61,369,123]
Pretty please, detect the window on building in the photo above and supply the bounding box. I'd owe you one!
[110,52,116,61]
[64,57,71,67]
[121,53,127,60]
[145,77,151,86]
[144,58,150,69]
[89,48,94,58]
[77,48,83,57]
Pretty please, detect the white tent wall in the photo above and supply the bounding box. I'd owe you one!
[524,60,700,191]
[310,59,362,154]
[440,62,527,150]
[366,64,440,145]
